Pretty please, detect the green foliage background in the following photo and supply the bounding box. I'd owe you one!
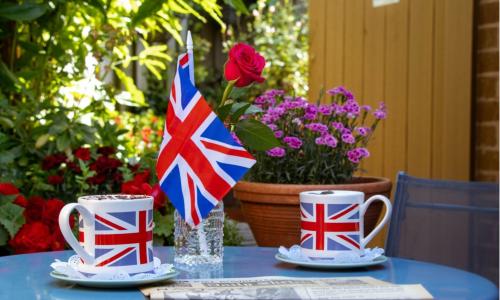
[0,0,309,250]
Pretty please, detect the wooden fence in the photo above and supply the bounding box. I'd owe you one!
[309,0,473,182]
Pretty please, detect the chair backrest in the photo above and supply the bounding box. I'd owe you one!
[386,172,499,285]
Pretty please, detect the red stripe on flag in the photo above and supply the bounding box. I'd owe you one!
[179,54,189,66]
[171,82,176,103]
[138,211,148,264]
[329,204,359,220]
[301,221,359,232]
[315,203,325,250]
[156,98,211,179]
[79,231,84,242]
[95,214,126,230]
[181,140,231,200]
[201,140,254,160]
[300,233,312,244]
[96,247,134,267]
[338,234,360,249]
[95,231,152,245]
[187,175,200,225]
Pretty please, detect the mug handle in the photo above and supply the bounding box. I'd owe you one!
[58,203,95,264]
[360,195,392,248]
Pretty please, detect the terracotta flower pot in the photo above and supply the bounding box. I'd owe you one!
[233,177,392,247]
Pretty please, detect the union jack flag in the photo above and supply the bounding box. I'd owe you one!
[156,53,256,226]
[79,210,153,267]
[300,202,361,251]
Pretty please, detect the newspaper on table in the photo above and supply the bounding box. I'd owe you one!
[140,276,433,300]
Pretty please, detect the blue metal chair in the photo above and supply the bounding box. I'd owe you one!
[386,172,499,285]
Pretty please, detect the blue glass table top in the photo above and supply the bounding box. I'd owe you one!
[0,246,497,299]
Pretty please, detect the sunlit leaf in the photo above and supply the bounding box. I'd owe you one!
[35,134,50,148]
[131,0,164,27]
[114,68,146,106]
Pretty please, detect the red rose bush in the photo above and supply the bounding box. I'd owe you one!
[0,182,71,254]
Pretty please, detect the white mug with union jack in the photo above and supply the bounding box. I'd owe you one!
[299,190,392,258]
[58,194,155,275]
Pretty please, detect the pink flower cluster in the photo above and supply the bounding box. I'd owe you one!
[255,87,386,166]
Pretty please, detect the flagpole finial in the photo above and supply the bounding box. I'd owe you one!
[186,30,195,85]
[187,30,193,51]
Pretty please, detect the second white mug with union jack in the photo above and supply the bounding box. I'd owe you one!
[299,190,392,258]
[58,194,154,275]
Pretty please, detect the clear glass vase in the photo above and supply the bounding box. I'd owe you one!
[174,201,224,266]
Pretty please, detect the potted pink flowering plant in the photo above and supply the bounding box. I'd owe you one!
[233,87,391,247]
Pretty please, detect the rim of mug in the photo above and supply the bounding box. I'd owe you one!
[299,190,365,198]
[78,194,153,202]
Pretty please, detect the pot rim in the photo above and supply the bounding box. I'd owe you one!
[234,176,392,196]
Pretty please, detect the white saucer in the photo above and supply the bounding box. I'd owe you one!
[275,253,388,269]
[50,270,179,288]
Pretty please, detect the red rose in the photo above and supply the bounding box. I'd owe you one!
[67,161,82,174]
[42,198,66,229]
[121,180,152,195]
[224,43,265,88]
[128,163,141,173]
[97,146,116,156]
[86,173,106,185]
[74,147,91,161]
[90,156,122,172]
[112,172,123,183]
[9,222,52,254]
[24,196,45,223]
[133,170,150,184]
[42,153,67,170]
[48,175,64,185]
[121,181,142,194]
[151,184,166,209]
[13,195,28,207]
[0,182,19,195]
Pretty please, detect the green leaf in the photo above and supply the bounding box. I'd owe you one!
[49,121,67,135]
[0,3,48,21]
[0,116,14,128]
[0,202,24,238]
[0,145,23,164]
[223,0,249,15]
[229,103,262,122]
[114,68,145,106]
[217,103,233,121]
[234,119,280,151]
[83,0,107,18]
[131,0,163,27]
[0,226,8,246]
[56,134,70,151]
[230,103,251,122]
[35,134,50,148]
[0,61,18,86]
[17,41,41,53]
[153,211,173,238]
[240,104,262,115]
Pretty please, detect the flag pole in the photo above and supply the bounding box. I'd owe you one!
[187,30,195,85]
[187,30,209,257]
